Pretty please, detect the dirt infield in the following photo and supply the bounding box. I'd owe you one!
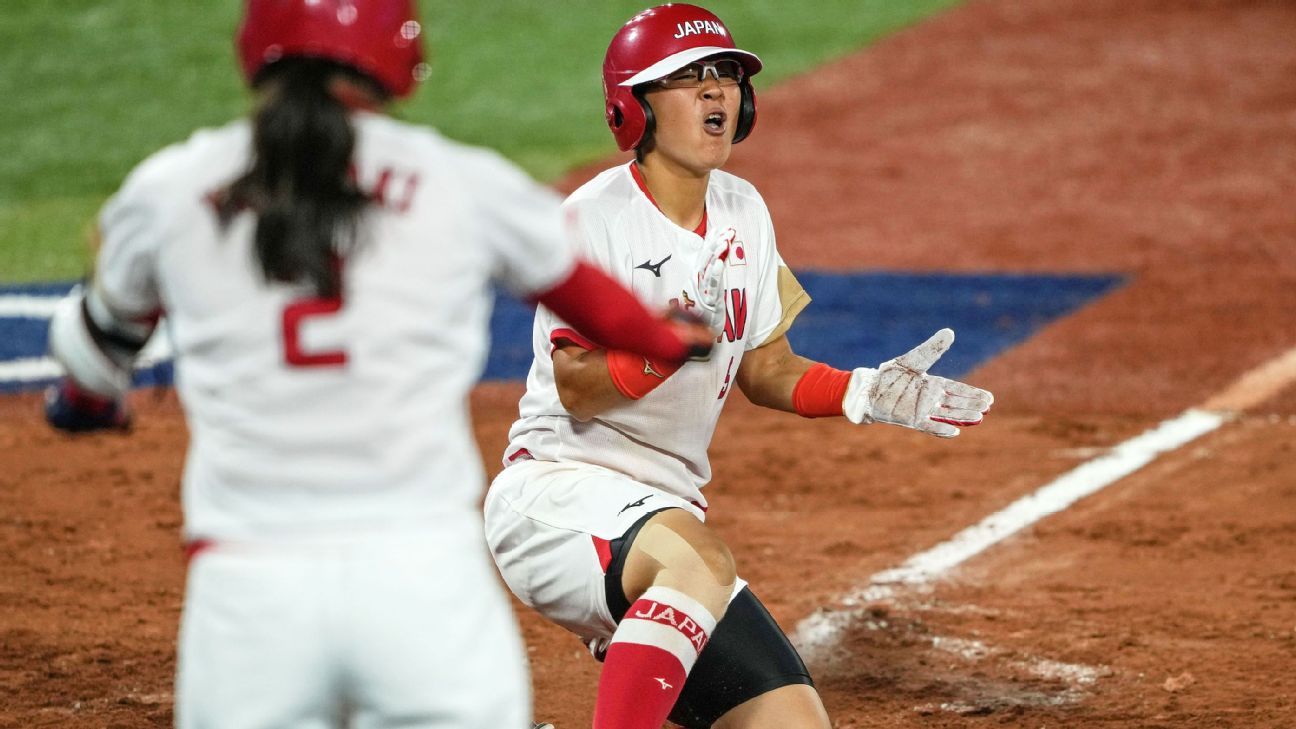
[4,0,1295,726]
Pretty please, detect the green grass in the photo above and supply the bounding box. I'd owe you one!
[0,0,962,283]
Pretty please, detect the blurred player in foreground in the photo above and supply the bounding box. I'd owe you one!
[42,1,716,727]
[485,5,994,728]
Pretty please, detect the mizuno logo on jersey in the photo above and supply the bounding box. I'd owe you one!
[619,495,652,515]
[635,255,672,277]
[642,359,667,378]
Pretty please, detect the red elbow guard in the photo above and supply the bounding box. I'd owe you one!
[605,349,681,400]
[792,363,852,418]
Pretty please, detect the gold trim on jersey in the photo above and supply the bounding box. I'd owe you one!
[757,266,811,348]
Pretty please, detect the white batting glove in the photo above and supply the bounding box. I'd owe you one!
[684,226,732,333]
[843,328,994,438]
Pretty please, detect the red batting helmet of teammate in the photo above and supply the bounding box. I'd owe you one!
[603,4,764,151]
[237,0,426,98]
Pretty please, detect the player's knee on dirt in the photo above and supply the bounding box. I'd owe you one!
[623,509,737,619]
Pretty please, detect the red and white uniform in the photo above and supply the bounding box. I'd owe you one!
[507,162,799,507]
[485,162,807,640]
[95,111,577,729]
[100,111,573,539]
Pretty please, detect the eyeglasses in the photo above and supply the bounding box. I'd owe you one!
[655,59,744,90]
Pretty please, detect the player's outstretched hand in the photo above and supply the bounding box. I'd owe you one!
[686,226,732,333]
[45,378,131,433]
[843,328,993,438]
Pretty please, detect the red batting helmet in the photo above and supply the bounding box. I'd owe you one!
[237,0,425,99]
[603,4,763,151]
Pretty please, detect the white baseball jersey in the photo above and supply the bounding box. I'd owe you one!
[504,163,808,509]
[93,110,576,541]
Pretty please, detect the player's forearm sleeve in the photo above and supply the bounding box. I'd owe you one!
[792,362,852,418]
[535,261,690,364]
[604,349,681,400]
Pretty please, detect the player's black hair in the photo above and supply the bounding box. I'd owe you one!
[632,86,657,162]
[217,58,381,298]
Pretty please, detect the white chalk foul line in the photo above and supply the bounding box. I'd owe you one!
[793,409,1225,660]
[870,408,1224,587]
[793,343,1296,662]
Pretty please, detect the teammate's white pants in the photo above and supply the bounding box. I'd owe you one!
[176,518,528,729]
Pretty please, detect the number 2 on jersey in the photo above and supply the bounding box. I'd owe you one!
[282,295,347,367]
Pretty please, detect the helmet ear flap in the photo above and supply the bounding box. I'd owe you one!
[606,90,650,152]
[732,79,758,144]
[606,101,624,131]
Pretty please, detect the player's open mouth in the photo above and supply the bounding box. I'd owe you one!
[703,111,727,136]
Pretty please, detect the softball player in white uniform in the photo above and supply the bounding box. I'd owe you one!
[484,5,994,729]
[43,2,714,728]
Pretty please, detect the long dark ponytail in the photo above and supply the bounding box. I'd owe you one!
[218,58,375,298]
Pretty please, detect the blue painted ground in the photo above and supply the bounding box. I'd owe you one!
[785,271,1124,378]
[0,272,1123,393]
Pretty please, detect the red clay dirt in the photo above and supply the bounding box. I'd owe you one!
[3,0,1295,727]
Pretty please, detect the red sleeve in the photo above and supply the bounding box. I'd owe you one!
[534,261,693,364]
[792,363,852,418]
[604,349,681,400]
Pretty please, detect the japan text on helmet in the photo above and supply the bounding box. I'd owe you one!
[237,0,426,98]
[603,4,763,152]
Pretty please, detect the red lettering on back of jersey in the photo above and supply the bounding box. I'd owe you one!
[282,258,347,368]
[282,296,347,367]
[366,167,420,213]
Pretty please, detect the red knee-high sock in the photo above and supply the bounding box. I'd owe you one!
[593,586,718,729]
